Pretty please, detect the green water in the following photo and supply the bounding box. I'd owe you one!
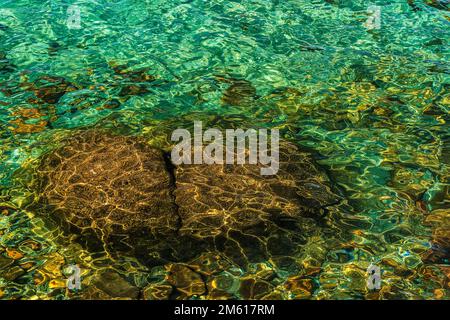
[0,0,449,299]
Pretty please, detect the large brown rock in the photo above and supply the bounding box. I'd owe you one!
[174,141,340,239]
[32,130,340,267]
[34,130,179,251]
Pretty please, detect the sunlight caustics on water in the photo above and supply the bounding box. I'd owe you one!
[0,0,449,300]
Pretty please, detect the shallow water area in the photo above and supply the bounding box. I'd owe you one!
[0,0,449,300]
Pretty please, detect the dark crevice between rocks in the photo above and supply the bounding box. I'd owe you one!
[162,151,182,235]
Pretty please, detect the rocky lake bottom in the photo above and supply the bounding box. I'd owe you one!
[0,0,449,300]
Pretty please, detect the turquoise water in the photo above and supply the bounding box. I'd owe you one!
[0,0,449,299]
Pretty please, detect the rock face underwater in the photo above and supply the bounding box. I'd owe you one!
[34,131,179,246]
[31,130,341,267]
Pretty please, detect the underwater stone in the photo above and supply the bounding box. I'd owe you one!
[209,272,240,295]
[165,264,206,297]
[239,277,273,299]
[142,282,173,300]
[110,63,156,98]
[111,65,156,83]
[118,84,149,97]
[284,276,314,299]
[1,265,25,281]
[174,141,340,239]
[0,205,15,216]
[32,130,340,267]
[34,130,179,251]
[31,76,78,104]
[0,256,14,270]
[92,270,140,299]
[6,248,23,260]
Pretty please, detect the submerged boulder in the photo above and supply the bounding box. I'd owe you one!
[174,141,340,239]
[31,130,341,266]
[34,130,179,251]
